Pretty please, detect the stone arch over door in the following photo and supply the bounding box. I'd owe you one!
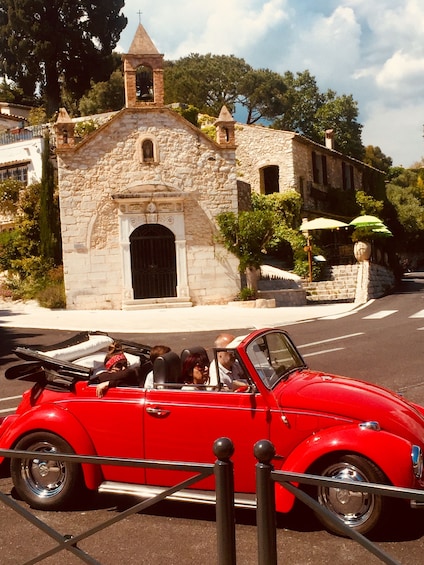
[130,224,177,299]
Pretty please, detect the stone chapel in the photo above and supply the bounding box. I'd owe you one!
[55,24,241,310]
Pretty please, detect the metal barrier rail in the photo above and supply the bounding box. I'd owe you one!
[0,437,236,565]
[254,439,424,565]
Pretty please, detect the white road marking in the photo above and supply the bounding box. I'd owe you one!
[298,333,363,349]
[302,348,344,357]
[0,407,16,414]
[0,395,23,402]
[363,310,397,319]
[410,310,424,318]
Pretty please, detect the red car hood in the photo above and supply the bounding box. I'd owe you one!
[276,369,424,445]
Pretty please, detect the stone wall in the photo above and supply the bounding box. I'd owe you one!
[355,262,396,304]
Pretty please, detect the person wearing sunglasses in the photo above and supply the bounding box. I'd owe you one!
[181,352,210,390]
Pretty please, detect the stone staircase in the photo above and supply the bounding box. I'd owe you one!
[303,264,359,303]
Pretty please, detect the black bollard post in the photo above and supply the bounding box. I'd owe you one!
[254,439,277,565]
[213,437,236,565]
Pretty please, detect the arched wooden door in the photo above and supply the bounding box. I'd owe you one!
[130,224,177,299]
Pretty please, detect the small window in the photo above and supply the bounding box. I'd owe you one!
[342,162,354,190]
[142,139,154,162]
[312,152,328,185]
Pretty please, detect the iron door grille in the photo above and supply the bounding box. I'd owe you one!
[130,225,177,299]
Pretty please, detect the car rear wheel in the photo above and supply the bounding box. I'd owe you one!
[315,454,388,536]
[11,432,82,510]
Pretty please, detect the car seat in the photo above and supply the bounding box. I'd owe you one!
[153,351,182,387]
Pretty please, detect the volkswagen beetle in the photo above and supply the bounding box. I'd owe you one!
[1,328,423,536]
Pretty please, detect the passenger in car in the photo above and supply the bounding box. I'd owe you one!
[209,333,248,390]
[144,345,172,388]
[181,352,210,390]
[96,342,129,397]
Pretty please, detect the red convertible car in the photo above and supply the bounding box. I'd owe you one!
[1,328,423,536]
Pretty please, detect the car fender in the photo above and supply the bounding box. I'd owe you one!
[0,405,102,490]
[274,425,416,513]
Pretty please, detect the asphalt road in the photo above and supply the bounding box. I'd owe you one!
[1,275,424,564]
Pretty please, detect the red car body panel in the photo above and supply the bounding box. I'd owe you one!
[1,328,424,517]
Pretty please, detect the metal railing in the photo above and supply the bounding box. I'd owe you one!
[254,439,424,565]
[0,437,236,565]
[1,438,424,564]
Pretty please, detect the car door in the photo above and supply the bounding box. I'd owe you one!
[72,382,147,484]
[143,387,271,493]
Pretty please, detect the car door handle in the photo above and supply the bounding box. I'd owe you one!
[146,407,171,418]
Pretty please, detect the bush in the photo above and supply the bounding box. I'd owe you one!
[235,287,257,301]
[37,282,66,308]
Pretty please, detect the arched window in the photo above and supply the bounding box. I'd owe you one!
[136,65,154,101]
[142,139,154,162]
[260,165,280,194]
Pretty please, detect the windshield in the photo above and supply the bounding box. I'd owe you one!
[245,331,306,389]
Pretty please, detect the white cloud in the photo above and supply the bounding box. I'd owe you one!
[118,0,424,165]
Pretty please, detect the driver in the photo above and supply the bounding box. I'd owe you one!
[209,333,248,391]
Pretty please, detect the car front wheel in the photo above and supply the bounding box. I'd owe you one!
[11,432,82,510]
[315,454,388,536]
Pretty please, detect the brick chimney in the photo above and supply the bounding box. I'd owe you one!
[325,129,335,150]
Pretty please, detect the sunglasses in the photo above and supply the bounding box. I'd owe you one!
[194,363,208,371]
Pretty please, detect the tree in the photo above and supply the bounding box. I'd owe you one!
[216,210,275,291]
[238,68,287,124]
[39,132,61,263]
[79,69,125,115]
[363,145,393,173]
[272,70,324,138]
[165,53,251,116]
[272,71,364,160]
[0,1,127,117]
[314,92,364,160]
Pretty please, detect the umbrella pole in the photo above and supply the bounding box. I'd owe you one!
[303,233,313,283]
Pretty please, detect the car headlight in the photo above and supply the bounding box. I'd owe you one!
[411,445,423,479]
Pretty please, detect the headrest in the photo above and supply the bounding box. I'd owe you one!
[180,346,209,365]
[153,351,182,385]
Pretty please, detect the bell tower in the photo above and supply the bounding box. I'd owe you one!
[122,23,164,108]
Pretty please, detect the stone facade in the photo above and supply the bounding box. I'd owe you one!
[235,123,380,216]
[56,106,240,310]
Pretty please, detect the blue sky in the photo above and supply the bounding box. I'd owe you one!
[117,1,424,167]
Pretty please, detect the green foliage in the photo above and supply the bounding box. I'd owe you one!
[251,192,302,229]
[0,179,23,215]
[164,53,252,115]
[36,266,66,308]
[235,287,257,301]
[0,1,127,116]
[170,104,199,127]
[216,210,275,272]
[28,106,47,125]
[79,69,125,115]
[238,68,287,124]
[272,71,364,160]
[74,119,100,139]
[386,183,424,232]
[39,132,61,262]
[355,191,384,217]
[363,145,392,173]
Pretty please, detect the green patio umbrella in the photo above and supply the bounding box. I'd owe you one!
[349,215,384,227]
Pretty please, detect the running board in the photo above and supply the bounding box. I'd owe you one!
[98,481,256,509]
